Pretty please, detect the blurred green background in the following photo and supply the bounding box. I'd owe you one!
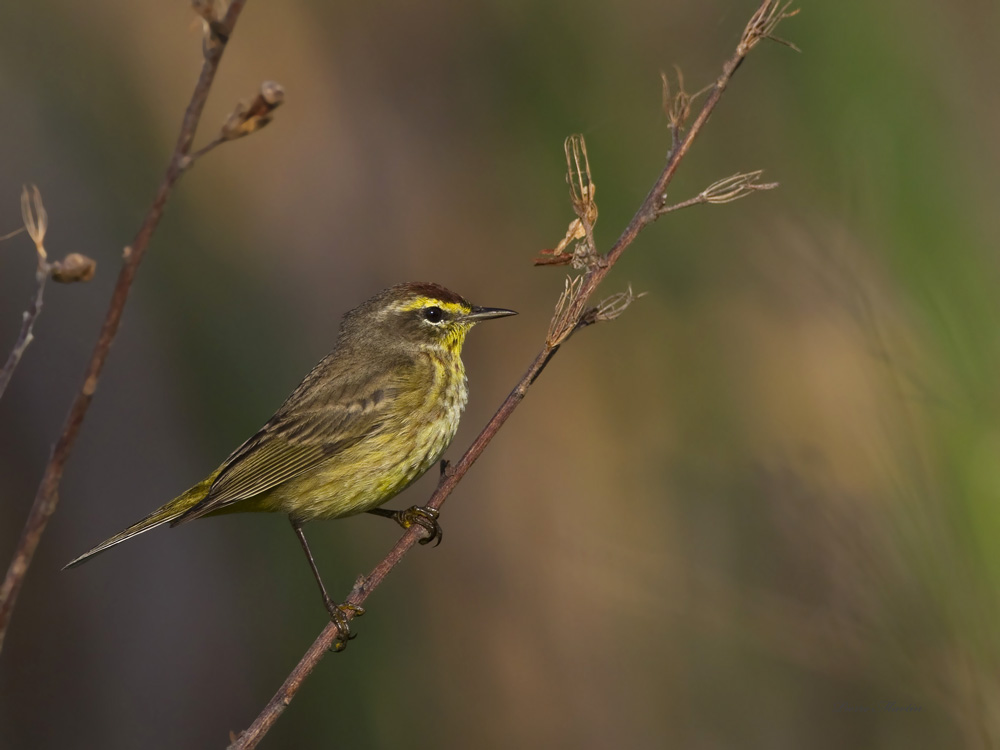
[2,1,1000,748]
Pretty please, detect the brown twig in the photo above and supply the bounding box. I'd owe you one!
[0,0,257,655]
[0,270,47,399]
[1,186,98,402]
[229,2,796,746]
[0,188,51,401]
[0,226,26,242]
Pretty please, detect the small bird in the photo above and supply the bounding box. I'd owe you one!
[66,282,516,643]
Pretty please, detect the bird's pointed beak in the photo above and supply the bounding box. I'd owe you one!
[464,305,518,322]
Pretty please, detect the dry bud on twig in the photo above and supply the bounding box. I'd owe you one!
[659,170,778,215]
[192,0,231,50]
[181,81,285,168]
[739,0,800,55]
[661,67,712,146]
[20,184,48,262]
[17,185,97,283]
[547,274,585,346]
[566,134,597,227]
[50,254,97,284]
[662,66,690,142]
[535,134,599,267]
[700,170,779,204]
[221,81,285,141]
[595,285,646,321]
[581,285,647,327]
[191,0,219,26]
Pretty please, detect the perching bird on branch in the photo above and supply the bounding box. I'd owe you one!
[65,282,516,644]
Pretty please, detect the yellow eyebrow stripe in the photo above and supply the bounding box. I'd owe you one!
[397,298,468,315]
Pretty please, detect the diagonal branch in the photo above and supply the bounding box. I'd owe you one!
[0,0,255,655]
[229,1,797,746]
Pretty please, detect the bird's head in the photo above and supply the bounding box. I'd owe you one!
[339,282,517,356]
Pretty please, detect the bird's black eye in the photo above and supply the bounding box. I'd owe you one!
[423,306,443,323]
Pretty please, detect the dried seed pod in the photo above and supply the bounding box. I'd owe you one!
[50,253,97,283]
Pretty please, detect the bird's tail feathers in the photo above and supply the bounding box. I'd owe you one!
[63,475,215,570]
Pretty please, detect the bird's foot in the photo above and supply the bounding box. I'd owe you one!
[323,598,365,650]
[367,505,443,545]
[395,505,443,546]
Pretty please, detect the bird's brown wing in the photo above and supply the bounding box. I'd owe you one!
[174,355,412,524]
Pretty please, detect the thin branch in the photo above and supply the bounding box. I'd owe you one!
[0,261,47,401]
[229,1,796,746]
[2,185,97,400]
[0,0,255,655]
[185,136,227,165]
[0,187,51,400]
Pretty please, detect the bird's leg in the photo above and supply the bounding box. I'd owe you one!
[289,518,364,648]
[366,505,443,546]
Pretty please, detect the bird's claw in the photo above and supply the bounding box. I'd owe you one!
[396,505,443,547]
[323,599,365,649]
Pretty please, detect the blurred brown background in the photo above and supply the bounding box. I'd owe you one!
[2,1,1000,748]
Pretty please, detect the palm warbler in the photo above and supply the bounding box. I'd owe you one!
[66,282,516,642]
